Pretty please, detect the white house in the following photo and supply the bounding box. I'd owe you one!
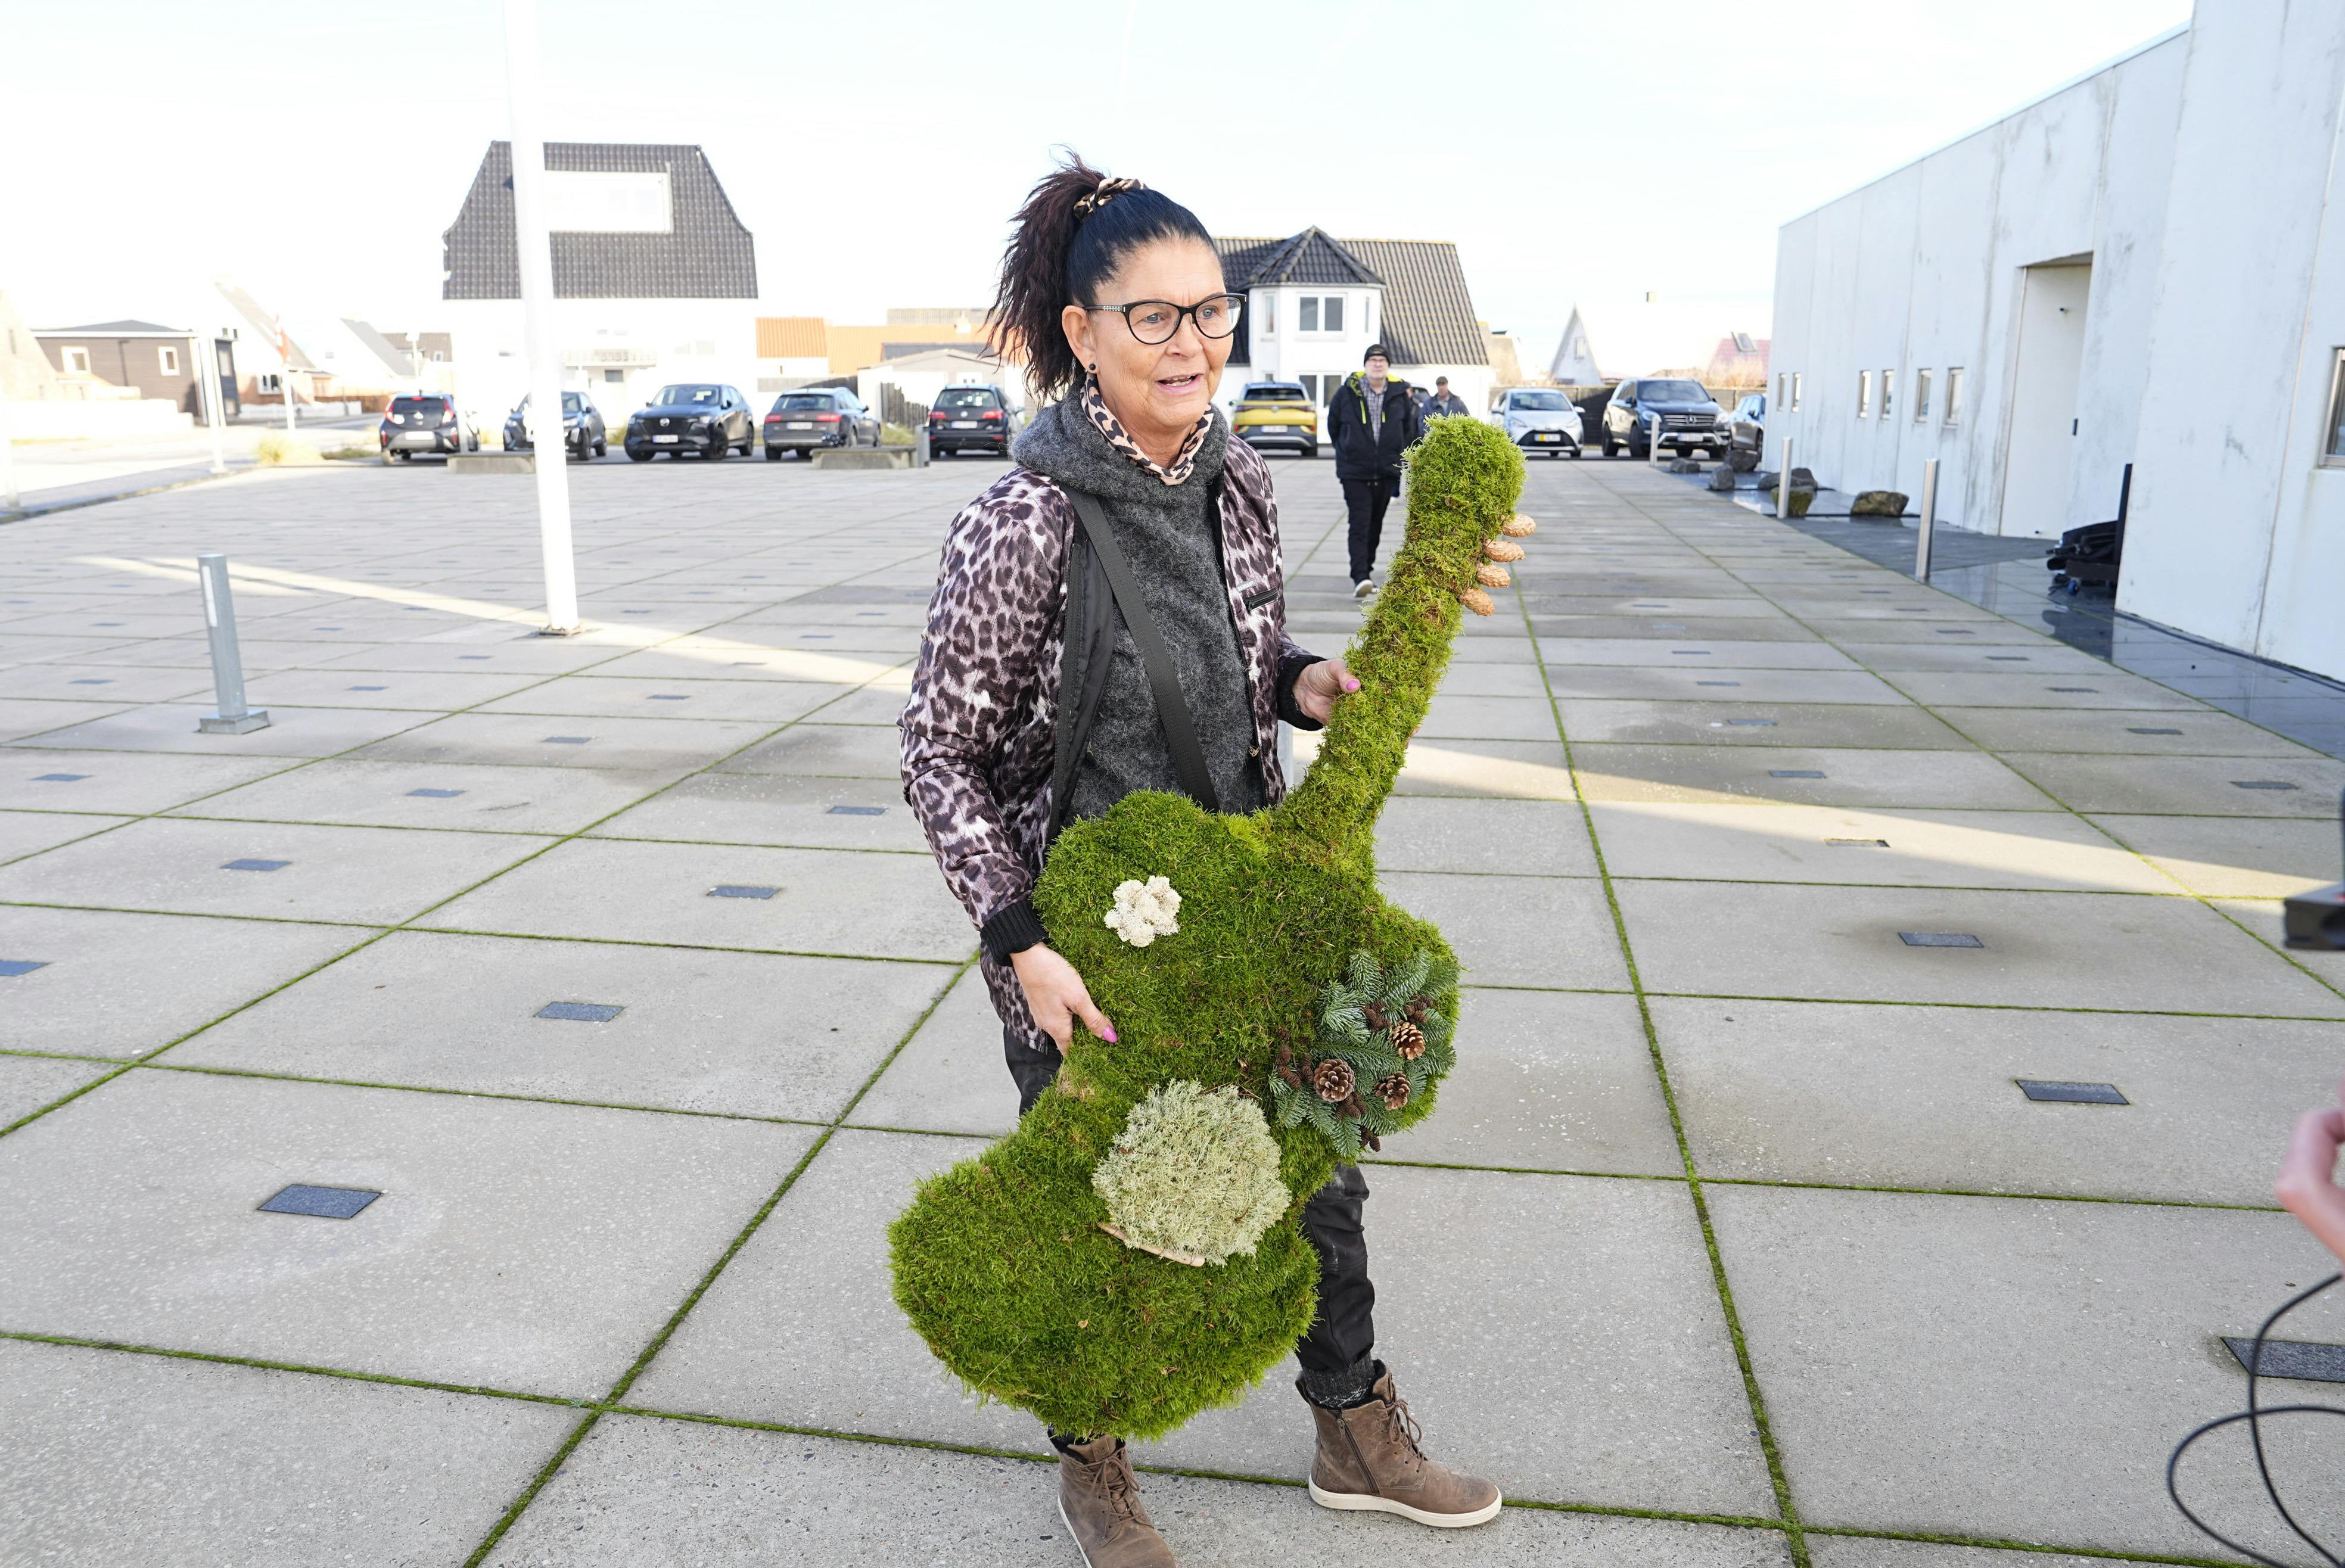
[438,142,759,426]
[1768,4,2345,682]
[1214,229,1491,417]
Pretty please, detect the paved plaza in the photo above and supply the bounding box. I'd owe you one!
[4,451,2345,1566]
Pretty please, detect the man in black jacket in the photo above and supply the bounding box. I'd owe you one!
[1327,344,1420,599]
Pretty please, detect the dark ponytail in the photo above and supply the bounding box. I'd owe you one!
[992,150,1217,402]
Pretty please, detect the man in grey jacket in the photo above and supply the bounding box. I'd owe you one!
[1426,377,1470,419]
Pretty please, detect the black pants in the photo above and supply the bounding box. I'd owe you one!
[1008,1032,1375,1380]
[1342,472,1399,585]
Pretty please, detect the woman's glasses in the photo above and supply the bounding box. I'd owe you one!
[1085,294,1246,346]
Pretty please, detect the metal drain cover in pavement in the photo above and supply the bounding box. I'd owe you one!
[408,788,465,799]
[1988,656,2028,661]
[2017,1079,2128,1105]
[222,858,289,872]
[537,1001,624,1022]
[259,1184,380,1219]
[709,885,780,899]
[70,678,111,685]
[1900,932,1984,948]
[1770,770,1825,779]
[828,805,886,816]
[2223,1337,2345,1383]
[648,694,689,701]
[1696,680,1741,687]
[2233,780,2299,791]
[1827,839,1889,847]
[2129,727,2182,736]
[1722,718,1776,727]
[35,773,88,782]
[1935,629,1974,636]
[0,960,49,977]
[543,736,590,745]
[349,685,387,691]
[2049,687,2097,693]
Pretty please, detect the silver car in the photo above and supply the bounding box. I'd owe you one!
[1488,388,1584,458]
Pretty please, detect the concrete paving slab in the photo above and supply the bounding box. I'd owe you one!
[1706,1185,2345,1557]
[170,930,950,1121]
[1574,746,2054,809]
[1374,795,1597,876]
[306,638,634,674]
[0,661,213,702]
[1134,1163,1781,1518]
[1614,879,2345,1016]
[1371,988,1681,1176]
[2087,813,2340,897]
[1537,638,1852,670]
[0,815,554,924]
[1808,1542,2176,1568]
[1553,699,1974,750]
[2003,751,2345,816]
[1930,704,2320,757]
[2212,897,2345,994]
[587,769,929,851]
[1658,997,2344,1204]
[1540,667,1908,705]
[1796,618,2051,646]
[485,1415,1794,1568]
[719,721,906,778]
[848,965,1020,1136]
[0,697,138,742]
[0,808,132,864]
[0,905,369,1058]
[1383,870,1628,989]
[0,1338,574,1568]
[0,1052,116,1125]
[422,837,974,960]
[353,709,770,773]
[163,756,673,834]
[1588,803,2172,892]
[475,674,855,723]
[238,665,552,709]
[9,701,431,756]
[1426,662,1553,698]
[1835,641,2116,676]
[0,1069,816,1395]
[1884,670,2206,711]
[1417,694,1565,741]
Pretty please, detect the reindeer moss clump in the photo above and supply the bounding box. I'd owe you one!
[1091,1081,1289,1265]
[888,415,1529,1440]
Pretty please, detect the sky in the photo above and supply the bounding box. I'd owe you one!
[4,0,2191,374]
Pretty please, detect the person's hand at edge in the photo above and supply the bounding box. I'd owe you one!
[2275,1073,2345,1268]
[1293,658,1362,726]
[1010,944,1115,1051]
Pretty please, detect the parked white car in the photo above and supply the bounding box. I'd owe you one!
[1488,387,1584,458]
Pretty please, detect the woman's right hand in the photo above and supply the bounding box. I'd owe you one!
[2276,1075,2345,1268]
[1010,944,1116,1050]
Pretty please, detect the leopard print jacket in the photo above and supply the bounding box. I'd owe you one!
[900,434,1319,1051]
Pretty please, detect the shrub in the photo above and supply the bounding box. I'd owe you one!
[253,431,322,466]
[888,415,1529,1439]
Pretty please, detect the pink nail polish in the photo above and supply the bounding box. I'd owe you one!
[1344,679,1360,692]
[1102,1026,1119,1043]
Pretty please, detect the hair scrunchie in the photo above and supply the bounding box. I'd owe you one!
[1074,175,1146,222]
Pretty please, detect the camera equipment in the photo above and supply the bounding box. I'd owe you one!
[2284,791,2345,951]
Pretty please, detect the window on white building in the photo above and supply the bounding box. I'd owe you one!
[158,345,180,375]
[1323,295,1343,333]
[1299,297,1318,332]
[1857,370,1872,417]
[1880,369,1894,420]
[2324,349,2345,465]
[1261,294,1274,335]
[63,346,91,374]
[257,372,281,393]
[1913,369,1932,422]
[1944,366,1965,425]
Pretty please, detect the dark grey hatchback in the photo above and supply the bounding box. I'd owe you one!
[623,384,755,461]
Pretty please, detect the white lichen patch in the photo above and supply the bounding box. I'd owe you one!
[1103,875,1181,947]
[1091,1081,1289,1266]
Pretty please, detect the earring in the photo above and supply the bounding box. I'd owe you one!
[1087,363,1097,371]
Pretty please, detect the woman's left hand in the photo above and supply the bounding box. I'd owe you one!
[1293,658,1362,725]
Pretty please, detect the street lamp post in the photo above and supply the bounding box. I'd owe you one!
[503,0,580,634]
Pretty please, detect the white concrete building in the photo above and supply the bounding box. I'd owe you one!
[1214,229,1492,418]
[438,142,759,428]
[1769,4,2345,681]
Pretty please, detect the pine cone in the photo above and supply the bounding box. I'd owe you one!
[1403,997,1429,1025]
[1312,1057,1357,1103]
[1362,1001,1389,1031]
[1375,1073,1411,1111]
[1274,1044,1306,1091]
[1389,1019,1426,1061]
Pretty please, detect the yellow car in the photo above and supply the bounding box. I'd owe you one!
[1230,381,1318,458]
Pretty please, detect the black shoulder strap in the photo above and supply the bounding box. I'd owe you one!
[1062,488,1220,814]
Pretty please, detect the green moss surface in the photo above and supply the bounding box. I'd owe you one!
[889,415,1527,1441]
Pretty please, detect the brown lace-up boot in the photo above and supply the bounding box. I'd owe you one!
[1056,1435,1177,1566]
[1301,1368,1503,1527]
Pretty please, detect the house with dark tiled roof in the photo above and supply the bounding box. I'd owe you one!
[1215,228,1493,418]
[438,141,760,419]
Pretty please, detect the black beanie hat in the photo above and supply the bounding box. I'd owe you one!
[1363,344,1389,364]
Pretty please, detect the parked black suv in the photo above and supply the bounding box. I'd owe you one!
[926,385,1016,457]
[503,391,607,459]
[1600,378,1728,459]
[623,384,755,461]
[763,388,881,459]
[378,394,477,461]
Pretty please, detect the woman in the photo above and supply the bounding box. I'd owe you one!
[900,157,1499,1566]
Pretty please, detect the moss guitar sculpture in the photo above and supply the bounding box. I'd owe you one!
[889,415,1531,1441]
